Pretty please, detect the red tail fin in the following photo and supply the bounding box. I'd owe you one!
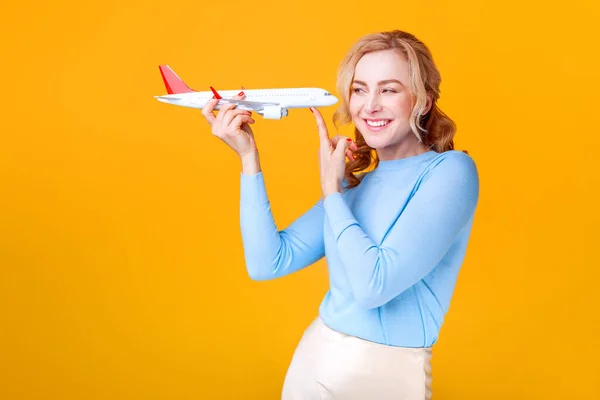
[209,86,222,99]
[158,65,194,94]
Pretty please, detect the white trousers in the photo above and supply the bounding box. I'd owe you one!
[281,317,433,400]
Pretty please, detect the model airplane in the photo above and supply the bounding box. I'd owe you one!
[154,65,338,119]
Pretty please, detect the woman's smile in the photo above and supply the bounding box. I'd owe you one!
[364,118,393,131]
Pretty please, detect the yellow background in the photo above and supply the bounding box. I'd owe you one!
[1,0,599,398]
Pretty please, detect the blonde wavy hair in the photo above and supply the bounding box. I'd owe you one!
[333,30,465,189]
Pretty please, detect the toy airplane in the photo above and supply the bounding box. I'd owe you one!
[154,65,338,119]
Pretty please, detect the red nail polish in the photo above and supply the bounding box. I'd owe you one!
[238,91,244,96]
[310,108,314,113]
[347,138,352,142]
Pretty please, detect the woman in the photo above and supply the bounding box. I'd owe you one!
[201,30,479,400]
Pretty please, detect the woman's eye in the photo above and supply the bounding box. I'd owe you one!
[352,88,363,93]
[383,88,397,93]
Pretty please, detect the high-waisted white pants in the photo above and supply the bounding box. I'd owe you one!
[281,317,433,400]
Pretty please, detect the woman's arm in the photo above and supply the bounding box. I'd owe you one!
[239,152,325,280]
[199,95,324,281]
[323,152,480,309]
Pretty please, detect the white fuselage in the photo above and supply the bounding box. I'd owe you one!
[155,88,338,109]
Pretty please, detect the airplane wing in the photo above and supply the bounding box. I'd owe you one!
[210,86,280,111]
[155,96,182,100]
[219,98,280,108]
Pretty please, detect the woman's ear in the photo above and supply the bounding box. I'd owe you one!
[424,93,433,115]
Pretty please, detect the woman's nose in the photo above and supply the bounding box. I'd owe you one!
[364,94,382,113]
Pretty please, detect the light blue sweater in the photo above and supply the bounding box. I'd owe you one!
[239,150,479,347]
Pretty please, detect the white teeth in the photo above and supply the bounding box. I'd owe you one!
[366,120,389,127]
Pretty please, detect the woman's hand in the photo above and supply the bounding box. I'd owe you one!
[311,107,358,198]
[201,92,257,158]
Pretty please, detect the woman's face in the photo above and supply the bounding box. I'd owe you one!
[349,49,429,160]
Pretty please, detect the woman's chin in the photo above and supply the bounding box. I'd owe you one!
[361,134,386,150]
[356,125,397,150]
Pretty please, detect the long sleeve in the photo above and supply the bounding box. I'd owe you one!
[239,171,325,280]
[322,152,480,309]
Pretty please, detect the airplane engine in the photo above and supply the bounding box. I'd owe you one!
[261,106,288,119]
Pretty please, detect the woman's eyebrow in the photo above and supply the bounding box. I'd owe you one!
[352,79,404,86]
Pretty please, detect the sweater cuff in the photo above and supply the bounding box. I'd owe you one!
[323,192,357,240]
[240,171,269,206]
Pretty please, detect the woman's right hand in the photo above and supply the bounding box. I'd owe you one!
[201,93,257,158]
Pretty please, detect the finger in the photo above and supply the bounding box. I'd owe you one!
[310,107,331,148]
[334,137,351,159]
[334,136,357,156]
[346,149,355,161]
[201,98,219,125]
[215,102,238,124]
[228,91,253,121]
[230,114,254,133]
[232,90,247,100]
[240,111,255,134]
[330,135,343,147]
[241,115,255,126]
[223,108,252,128]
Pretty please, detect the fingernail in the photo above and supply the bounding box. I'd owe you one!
[238,91,244,96]
[309,108,314,113]
[346,138,352,142]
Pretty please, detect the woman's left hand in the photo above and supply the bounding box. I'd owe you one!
[311,107,355,199]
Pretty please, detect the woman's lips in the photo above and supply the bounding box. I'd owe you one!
[364,119,392,131]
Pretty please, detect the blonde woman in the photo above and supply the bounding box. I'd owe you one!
[202,30,479,400]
